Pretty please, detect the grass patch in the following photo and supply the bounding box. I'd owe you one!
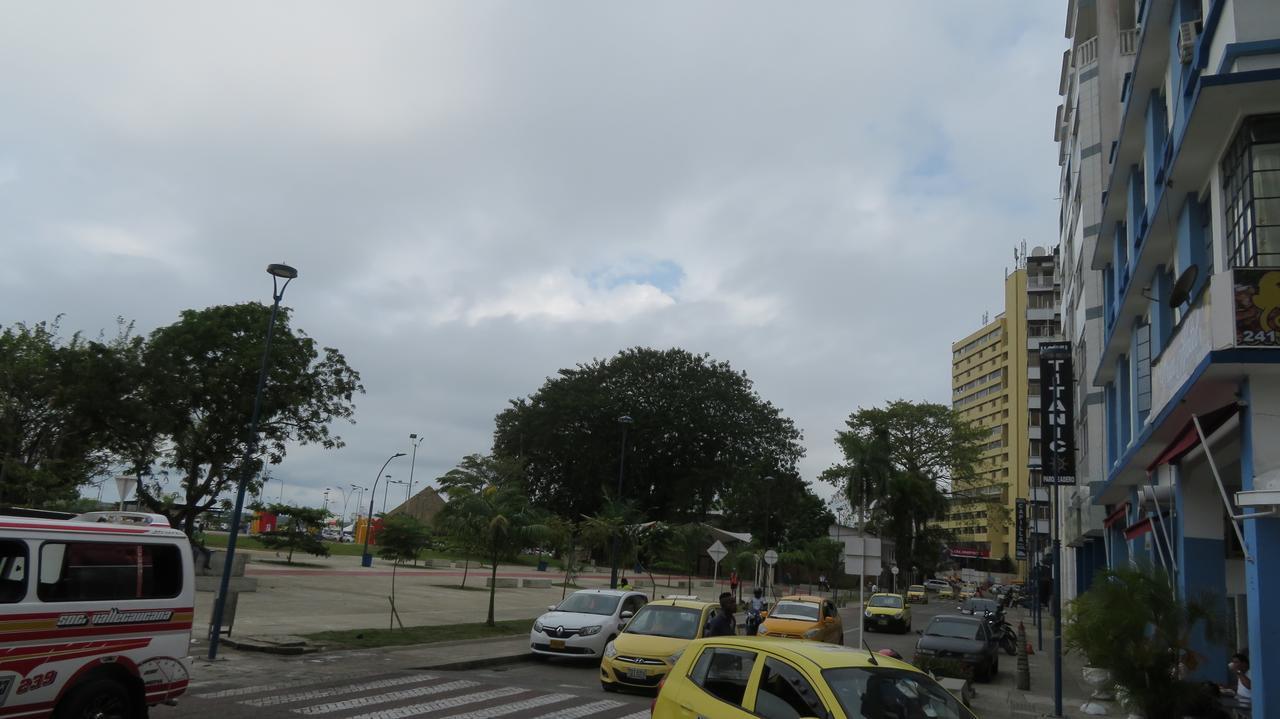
[204,533,547,566]
[438,584,489,592]
[552,582,582,589]
[256,559,329,568]
[305,619,534,649]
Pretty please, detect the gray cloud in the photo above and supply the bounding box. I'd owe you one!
[0,1,1065,510]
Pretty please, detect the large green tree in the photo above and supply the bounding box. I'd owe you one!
[126,303,363,534]
[821,400,985,577]
[0,319,143,506]
[718,472,834,549]
[255,502,330,564]
[492,347,804,524]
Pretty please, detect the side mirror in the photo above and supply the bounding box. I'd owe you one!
[621,610,634,619]
[547,605,557,612]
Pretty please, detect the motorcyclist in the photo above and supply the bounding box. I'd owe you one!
[745,588,767,634]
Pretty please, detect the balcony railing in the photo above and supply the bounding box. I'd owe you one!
[1120,27,1140,56]
[1075,37,1099,67]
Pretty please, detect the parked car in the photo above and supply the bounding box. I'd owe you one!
[957,584,977,600]
[935,585,955,600]
[914,615,1000,682]
[863,593,912,633]
[600,597,720,692]
[652,636,978,719]
[958,597,1000,617]
[530,589,647,659]
[923,579,950,592]
[906,584,929,604]
[757,595,844,644]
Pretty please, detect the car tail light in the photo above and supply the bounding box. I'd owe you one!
[650,677,666,714]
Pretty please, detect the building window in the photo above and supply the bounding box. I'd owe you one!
[1135,321,1152,420]
[1224,116,1280,267]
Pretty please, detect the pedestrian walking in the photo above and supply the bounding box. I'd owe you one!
[704,593,738,637]
[729,569,739,600]
[818,573,828,592]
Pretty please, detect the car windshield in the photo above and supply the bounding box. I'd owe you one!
[926,619,980,641]
[823,667,977,719]
[554,593,621,616]
[909,585,925,592]
[770,600,820,621]
[869,595,903,608]
[623,605,703,639]
[962,599,999,614]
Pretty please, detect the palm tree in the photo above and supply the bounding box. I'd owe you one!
[438,455,546,626]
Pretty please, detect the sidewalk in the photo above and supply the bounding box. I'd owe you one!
[967,608,1095,719]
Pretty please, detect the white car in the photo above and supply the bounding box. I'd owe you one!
[530,589,648,658]
[924,579,951,592]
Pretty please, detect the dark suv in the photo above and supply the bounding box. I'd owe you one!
[913,615,999,682]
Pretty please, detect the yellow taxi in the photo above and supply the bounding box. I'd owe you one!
[756,595,844,644]
[906,584,929,604]
[862,593,912,634]
[652,636,978,718]
[958,584,977,601]
[936,584,956,600]
[600,597,719,692]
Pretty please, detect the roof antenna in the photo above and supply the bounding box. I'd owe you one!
[860,637,879,665]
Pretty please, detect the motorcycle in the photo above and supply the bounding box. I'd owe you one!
[985,611,1018,656]
[745,608,764,636]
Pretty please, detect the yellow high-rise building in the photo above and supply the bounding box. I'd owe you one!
[946,249,1060,570]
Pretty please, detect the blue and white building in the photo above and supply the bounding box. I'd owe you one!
[1060,0,1280,705]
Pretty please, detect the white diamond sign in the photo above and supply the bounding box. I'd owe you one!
[706,540,728,563]
[114,476,135,504]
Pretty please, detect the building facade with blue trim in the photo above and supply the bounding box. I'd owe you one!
[1060,0,1280,707]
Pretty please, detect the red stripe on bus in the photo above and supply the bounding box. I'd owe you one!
[0,522,149,534]
[0,607,194,622]
[0,622,191,644]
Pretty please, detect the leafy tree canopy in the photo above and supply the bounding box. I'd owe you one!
[254,502,330,563]
[127,303,363,534]
[493,347,804,524]
[0,318,143,507]
[821,400,985,577]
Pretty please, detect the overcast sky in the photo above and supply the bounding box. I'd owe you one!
[1,2,1065,514]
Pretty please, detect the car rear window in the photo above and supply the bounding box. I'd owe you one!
[689,647,757,708]
[38,542,183,602]
[0,540,26,603]
[926,618,981,640]
[770,601,820,621]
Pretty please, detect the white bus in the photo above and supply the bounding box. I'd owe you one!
[0,510,195,718]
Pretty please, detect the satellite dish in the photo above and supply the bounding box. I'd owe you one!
[1168,265,1199,308]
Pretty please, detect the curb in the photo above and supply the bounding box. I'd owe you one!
[411,652,533,672]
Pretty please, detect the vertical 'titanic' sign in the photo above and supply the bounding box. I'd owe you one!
[1039,341,1076,485]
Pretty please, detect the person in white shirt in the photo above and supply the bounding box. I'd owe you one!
[1229,651,1252,705]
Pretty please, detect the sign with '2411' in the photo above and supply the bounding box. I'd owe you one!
[1038,341,1076,485]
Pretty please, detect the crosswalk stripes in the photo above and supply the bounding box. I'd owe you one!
[296,679,481,714]
[344,687,527,719]
[244,675,437,707]
[190,671,651,718]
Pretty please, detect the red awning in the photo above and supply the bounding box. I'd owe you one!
[1145,403,1240,472]
[1103,503,1130,529]
[1123,517,1153,541]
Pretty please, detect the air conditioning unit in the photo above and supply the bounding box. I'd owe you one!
[1178,21,1201,64]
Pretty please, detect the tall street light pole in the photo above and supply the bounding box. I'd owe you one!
[383,478,408,514]
[408,433,423,499]
[362,453,405,567]
[762,476,773,595]
[208,263,297,661]
[609,415,633,589]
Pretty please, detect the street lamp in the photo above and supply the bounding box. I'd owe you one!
[608,415,633,589]
[407,433,423,499]
[762,475,774,595]
[350,484,367,526]
[208,262,297,661]
[382,477,408,514]
[362,453,406,567]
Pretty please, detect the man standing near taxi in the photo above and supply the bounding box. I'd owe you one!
[705,592,738,636]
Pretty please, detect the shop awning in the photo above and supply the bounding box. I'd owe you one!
[1103,503,1130,529]
[1123,517,1154,541]
[1145,403,1240,471]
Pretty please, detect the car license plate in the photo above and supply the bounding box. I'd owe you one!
[878,618,888,624]
[626,667,647,681]
[549,639,565,649]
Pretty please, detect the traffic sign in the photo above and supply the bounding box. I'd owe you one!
[763,550,779,566]
[706,540,728,563]
[890,566,899,575]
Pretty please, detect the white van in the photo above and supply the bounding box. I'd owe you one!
[0,510,195,718]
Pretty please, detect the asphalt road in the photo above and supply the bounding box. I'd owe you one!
[169,598,995,719]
